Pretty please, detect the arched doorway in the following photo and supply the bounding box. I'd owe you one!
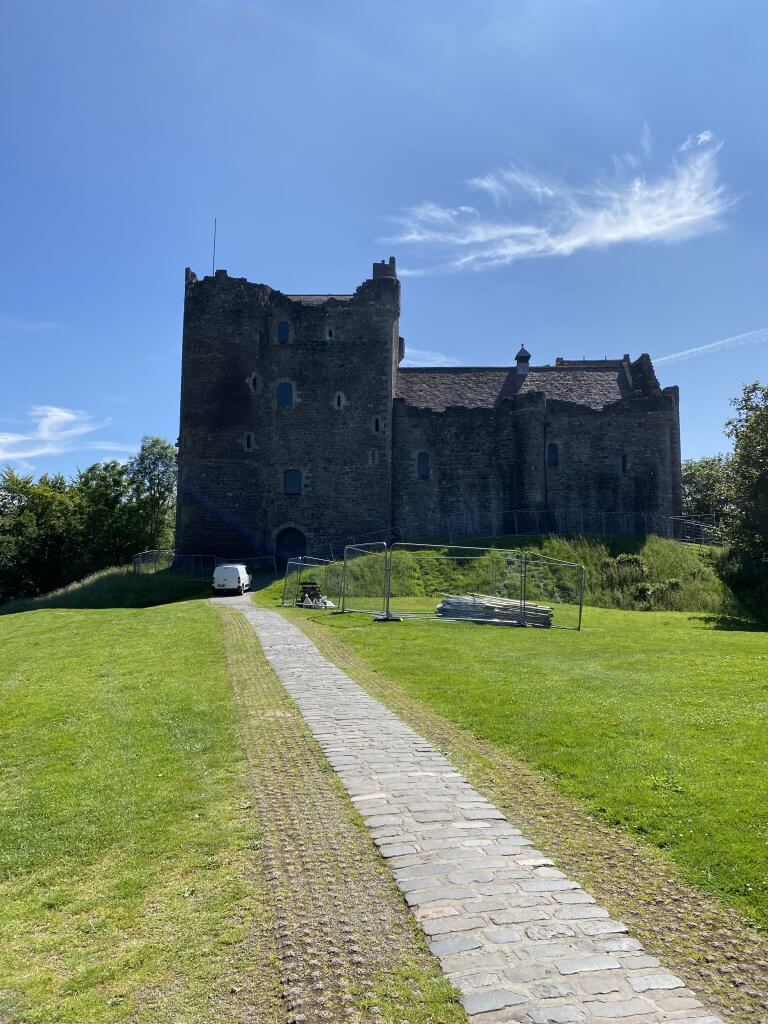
[275,527,307,568]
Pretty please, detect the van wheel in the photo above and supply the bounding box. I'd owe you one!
[237,585,244,595]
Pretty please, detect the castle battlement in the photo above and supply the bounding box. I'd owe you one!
[175,257,681,560]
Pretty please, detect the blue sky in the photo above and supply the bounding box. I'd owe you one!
[1,0,766,474]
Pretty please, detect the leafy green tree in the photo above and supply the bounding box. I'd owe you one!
[0,436,178,605]
[681,454,732,520]
[126,436,177,551]
[0,468,80,602]
[73,460,135,576]
[723,381,768,563]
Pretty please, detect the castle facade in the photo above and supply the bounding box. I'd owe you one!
[175,258,682,561]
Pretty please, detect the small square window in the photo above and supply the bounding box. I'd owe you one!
[283,469,302,495]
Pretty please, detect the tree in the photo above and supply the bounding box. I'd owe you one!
[724,381,768,564]
[73,460,134,576]
[126,436,177,550]
[681,454,732,519]
[0,467,80,602]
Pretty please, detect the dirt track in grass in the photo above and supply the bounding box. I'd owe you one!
[219,606,465,1024]
[282,607,768,1024]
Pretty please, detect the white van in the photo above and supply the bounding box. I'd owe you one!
[213,563,252,595]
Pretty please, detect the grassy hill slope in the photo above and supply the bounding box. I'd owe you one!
[0,591,280,1023]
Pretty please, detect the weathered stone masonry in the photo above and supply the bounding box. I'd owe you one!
[175,258,681,558]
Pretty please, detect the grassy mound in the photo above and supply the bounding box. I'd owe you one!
[470,534,738,614]
[0,565,208,614]
[272,535,742,617]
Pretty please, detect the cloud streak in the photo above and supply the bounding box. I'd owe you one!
[387,131,734,275]
[0,406,133,463]
[0,313,58,335]
[655,327,768,365]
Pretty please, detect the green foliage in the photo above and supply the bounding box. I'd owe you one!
[682,454,732,519]
[724,380,768,565]
[0,436,177,604]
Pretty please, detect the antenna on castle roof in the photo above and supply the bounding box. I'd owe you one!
[212,217,217,276]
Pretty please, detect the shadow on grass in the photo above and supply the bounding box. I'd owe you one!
[2,567,286,615]
[0,566,211,614]
[692,612,767,633]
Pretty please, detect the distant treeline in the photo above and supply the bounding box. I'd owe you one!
[0,436,176,605]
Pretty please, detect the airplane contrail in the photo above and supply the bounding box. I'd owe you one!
[655,327,768,364]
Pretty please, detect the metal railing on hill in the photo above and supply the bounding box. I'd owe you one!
[132,550,277,580]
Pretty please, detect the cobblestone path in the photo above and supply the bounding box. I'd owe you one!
[236,600,728,1024]
[219,606,463,1023]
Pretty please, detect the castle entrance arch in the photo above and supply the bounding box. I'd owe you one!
[275,527,307,568]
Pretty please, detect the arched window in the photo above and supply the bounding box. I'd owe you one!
[277,321,290,344]
[417,452,430,480]
[276,382,293,408]
[283,469,302,495]
[547,443,559,468]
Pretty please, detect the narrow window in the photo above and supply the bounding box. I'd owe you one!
[621,453,628,474]
[374,417,380,433]
[328,327,333,339]
[245,432,253,450]
[283,469,302,495]
[276,382,293,408]
[417,452,430,480]
[547,442,559,468]
[277,321,290,344]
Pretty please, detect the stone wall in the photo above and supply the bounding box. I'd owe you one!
[176,264,400,557]
[175,260,682,558]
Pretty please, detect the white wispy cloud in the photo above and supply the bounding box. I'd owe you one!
[655,327,768,365]
[0,313,58,335]
[400,347,461,367]
[679,129,714,152]
[0,406,133,463]
[387,130,734,275]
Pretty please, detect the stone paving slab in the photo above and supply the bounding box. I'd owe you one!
[237,602,725,1024]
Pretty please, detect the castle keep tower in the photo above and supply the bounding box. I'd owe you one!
[175,258,401,561]
[175,256,681,559]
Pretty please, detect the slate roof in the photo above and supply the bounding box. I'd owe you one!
[287,294,354,306]
[395,362,634,412]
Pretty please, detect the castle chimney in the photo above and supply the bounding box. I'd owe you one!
[515,345,531,376]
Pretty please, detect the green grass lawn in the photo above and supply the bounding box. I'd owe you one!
[0,598,280,1023]
[262,592,768,929]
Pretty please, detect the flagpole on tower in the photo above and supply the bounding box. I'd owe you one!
[212,217,217,276]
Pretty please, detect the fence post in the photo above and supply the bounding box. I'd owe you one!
[521,554,527,626]
[340,549,348,613]
[577,566,585,631]
[383,546,393,619]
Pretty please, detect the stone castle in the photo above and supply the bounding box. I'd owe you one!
[175,257,682,561]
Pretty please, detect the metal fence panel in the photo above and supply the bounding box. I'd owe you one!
[386,543,521,622]
[340,543,388,616]
[521,553,585,630]
[281,556,341,607]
